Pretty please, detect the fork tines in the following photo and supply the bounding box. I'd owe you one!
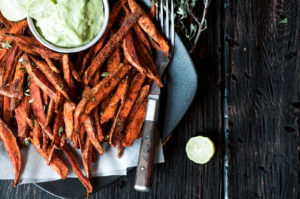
[156,0,175,47]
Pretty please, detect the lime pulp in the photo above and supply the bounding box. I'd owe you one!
[0,0,28,22]
[185,136,215,164]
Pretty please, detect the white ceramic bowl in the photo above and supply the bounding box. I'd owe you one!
[27,0,109,53]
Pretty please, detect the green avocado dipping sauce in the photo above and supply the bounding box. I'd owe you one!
[29,0,104,48]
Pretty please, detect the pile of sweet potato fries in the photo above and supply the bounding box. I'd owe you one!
[0,0,169,195]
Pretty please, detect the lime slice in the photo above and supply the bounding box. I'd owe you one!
[27,0,56,20]
[185,136,215,164]
[0,0,28,22]
[16,0,29,10]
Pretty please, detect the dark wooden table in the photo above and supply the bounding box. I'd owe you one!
[0,0,299,198]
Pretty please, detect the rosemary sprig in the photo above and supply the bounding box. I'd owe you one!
[189,0,211,52]
[154,0,211,53]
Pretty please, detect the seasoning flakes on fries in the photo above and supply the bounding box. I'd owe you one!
[0,0,169,195]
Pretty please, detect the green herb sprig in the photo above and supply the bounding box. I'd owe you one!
[1,40,12,49]
[154,0,211,53]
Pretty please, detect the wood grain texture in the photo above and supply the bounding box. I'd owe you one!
[225,0,299,198]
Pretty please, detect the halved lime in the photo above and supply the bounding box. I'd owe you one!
[0,0,28,22]
[185,136,215,164]
[27,0,56,20]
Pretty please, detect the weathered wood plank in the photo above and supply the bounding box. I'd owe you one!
[225,0,299,198]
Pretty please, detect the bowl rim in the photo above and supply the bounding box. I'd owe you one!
[27,0,110,54]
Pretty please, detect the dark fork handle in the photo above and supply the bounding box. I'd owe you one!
[134,120,159,192]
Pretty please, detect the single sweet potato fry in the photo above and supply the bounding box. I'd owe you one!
[62,54,76,99]
[44,57,60,74]
[23,54,57,99]
[45,98,55,127]
[122,1,131,16]
[30,44,63,60]
[62,144,93,194]
[72,128,80,149]
[109,97,125,148]
[81,139,93,180]
[75,51,85,70]
[2,44,19,85]
[94,107,104,142]
[18,96,33,130]
[30,56,70,101]
[74,86,91,131]
[91,146,97,163]
[53,110,64,146]
[101,77,129,124]
[92,37,106,59]
[80,48,93,76]
[134,35,162,86]
[84,115,104,155]
[4,33,40,46]
[122,30,147,74]
[47,144,56,165]
[134,24,151,52]
[15,98,29,138]
[122,97,147,147]
[83,12,142,84]
[109,72,146,147]
[30,133,68,179]
[47,109,64,163]
[29,79,53,140]
[127,85,150,123]
[69,61,81,82]
[0,66,3,85]
[100,96,111,110]
[60,133,66,148]
[128,0,169,55]
[0,118,22,186]
[78,124,86,149]
[42,91,49,106]
[16,42,39,56]
[42,133,49,151]
[0,95,3,118]
[10,60,26,110]
[55,91,64,112]
[3,96,11,125]
[117,146,125,158]
[107,48,121,73]
[26,118,33,129]
[63,101,76,140]
[149,0,156,19]
[84,64,132,114]
[33,122,42,149]
[92,72,100,86]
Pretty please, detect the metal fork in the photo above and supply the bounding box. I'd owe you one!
[134,0,175,192]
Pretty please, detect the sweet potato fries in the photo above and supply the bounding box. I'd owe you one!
[0,0,169,195]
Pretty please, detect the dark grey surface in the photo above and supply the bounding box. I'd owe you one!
[35,32,198,198]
